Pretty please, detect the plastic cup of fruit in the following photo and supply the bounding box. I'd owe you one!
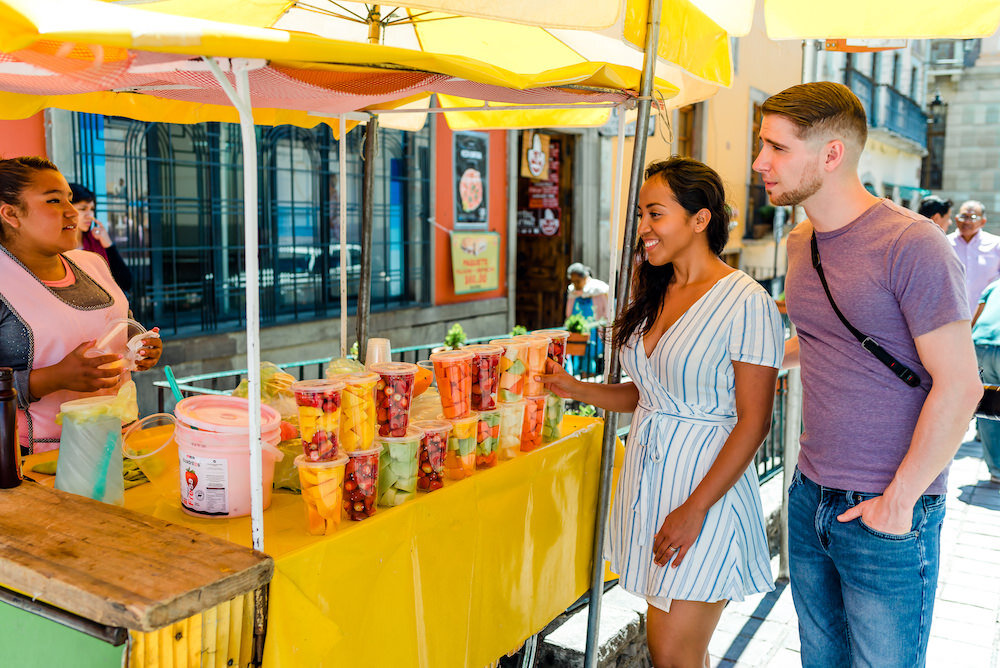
[412,419,451,492]
[343,447,380,521]
[497,400,526,461]
[429,350,475,419]
[440,413,478,480]
[376,425,424,507]
[475,408,502,469]
[463,344,503,411]
[333,371,379,453]
[520,395,547,453]
[370,361,418,437]
[513,334,551,397]
[532,328,571,367]
[488,338,529,403]
[291,379,345,461]
[295,454,348,535]
[542,393,565,443]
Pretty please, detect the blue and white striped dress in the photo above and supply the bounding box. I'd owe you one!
[606,271,783,605]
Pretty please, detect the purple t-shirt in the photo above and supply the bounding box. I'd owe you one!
[786,200,969,494]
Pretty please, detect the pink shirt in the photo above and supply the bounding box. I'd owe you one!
[948,229,1000,314]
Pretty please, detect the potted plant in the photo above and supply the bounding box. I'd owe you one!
[564,314,589,356]
[509,325,527,337]
[432,323,467,354]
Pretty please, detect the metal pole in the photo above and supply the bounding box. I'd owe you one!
[604,103,629,343]
[339,114,348,358]
[583,1,662,665]
[357,114,378,365]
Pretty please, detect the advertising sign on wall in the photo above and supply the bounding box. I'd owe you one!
[450,231,500,294]
[518,137,561,237]
[520,131,550,180]
[454,131,489,227]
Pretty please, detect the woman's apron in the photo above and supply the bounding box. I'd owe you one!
[0,248,129,452]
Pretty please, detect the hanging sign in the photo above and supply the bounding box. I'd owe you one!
[450,231,500,294]
[454,131,489,226]
[520,131,550,180]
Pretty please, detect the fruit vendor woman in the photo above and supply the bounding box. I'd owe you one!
[565,262,609,375]
[0,157,162,453]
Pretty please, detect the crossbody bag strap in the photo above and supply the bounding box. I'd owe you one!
[810,231,922,388]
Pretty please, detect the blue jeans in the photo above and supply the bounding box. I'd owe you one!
[788,468,945,667]
[975,344,1000,477]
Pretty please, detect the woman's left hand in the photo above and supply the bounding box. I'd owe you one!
[134,328,162,371]
[652,501,707,568]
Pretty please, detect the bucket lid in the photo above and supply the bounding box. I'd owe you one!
[375,425,425,444]
[369,361,418,377]
[429,350,474,363]
[122,413,176,460]
[174,395,280,434]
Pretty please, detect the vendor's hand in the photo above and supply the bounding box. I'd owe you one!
[837,495,913,535]
[134,328,162,371]
[652,501,707,568]
[538,358,577,399]
[39,341,123,395]
[89,219,113,248]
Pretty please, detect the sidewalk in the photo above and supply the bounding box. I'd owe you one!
[710,432,1000,667]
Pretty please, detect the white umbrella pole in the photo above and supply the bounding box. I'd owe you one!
[206,57,265,553]
[604,103,628,383]
[339,114,348,358]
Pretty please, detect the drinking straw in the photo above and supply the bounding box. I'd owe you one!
[164,365,183,403]
[91,430,118,502]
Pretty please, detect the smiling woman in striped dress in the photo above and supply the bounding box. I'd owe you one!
[542,156,783,667]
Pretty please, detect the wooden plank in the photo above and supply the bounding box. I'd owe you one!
[214,600,230,668]
[171,619,187,668]
[202,605,218,668]
[227,594,243,667]
[0,483,272,631]
[186,613,203,668]
[238,593,253,668]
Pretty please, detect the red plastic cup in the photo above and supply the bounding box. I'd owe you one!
[430,350,474,419]
[370,362,418,437]
[412,419,451,492]
[291,379,345,461]
[464,344,503,411]
[343,447,379,521]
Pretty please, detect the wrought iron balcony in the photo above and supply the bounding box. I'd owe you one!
[876,84,929,148]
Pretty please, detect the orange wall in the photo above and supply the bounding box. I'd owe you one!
[0,114,46,159]
[433,114,508,306]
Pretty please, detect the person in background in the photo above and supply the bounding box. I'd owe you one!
[949,199,1000,315]
[543,157,782,667]
[565,263,609,376]
[917,195,953,234]
[754,81,980,667]
[0,157,161,453]
[970,279,1000,485]
[69,183,132,293]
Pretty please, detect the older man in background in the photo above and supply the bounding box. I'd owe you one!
[949,200,1000,314]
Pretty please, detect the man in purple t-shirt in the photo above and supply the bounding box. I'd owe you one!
[753,82,982,667]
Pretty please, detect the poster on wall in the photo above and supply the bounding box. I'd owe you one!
[520,131,550,180]
[518,138,561,237]
[450,231,501,294]
[454,131,488,227]
[517,208,561,236]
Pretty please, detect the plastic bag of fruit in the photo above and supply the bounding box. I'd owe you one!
[232,361,297,421]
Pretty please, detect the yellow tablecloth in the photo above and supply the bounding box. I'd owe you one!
[109,415,610,667]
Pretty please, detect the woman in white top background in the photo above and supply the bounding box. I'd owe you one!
[543,156,783,667]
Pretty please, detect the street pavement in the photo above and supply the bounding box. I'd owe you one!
[711,429,1000,667]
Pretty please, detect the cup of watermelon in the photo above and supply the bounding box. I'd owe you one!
[497,400,526,461]
[463,344,503,411]
[376,425,424,507]
[291,379,345,461]
[412,419,451,492]
[343,447,380,520]
[520,395,547,453]
[295,454,348,535]
[441,413,478,480]
[430,350,474,419]
[370,362,418,437]
[475,408,502,469]
[488,338,529,402]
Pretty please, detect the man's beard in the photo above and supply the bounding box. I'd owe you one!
[769,167,822,207]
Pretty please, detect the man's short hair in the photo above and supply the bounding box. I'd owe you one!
[961,200,986,215]
[761,82,868,151]
[918,195,952,219]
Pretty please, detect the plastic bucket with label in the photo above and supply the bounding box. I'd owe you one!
[173,396,284,518]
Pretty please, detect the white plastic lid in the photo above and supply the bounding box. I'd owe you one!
[174,395,280,434]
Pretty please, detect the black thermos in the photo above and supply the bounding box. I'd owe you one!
[0,367,22,488]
